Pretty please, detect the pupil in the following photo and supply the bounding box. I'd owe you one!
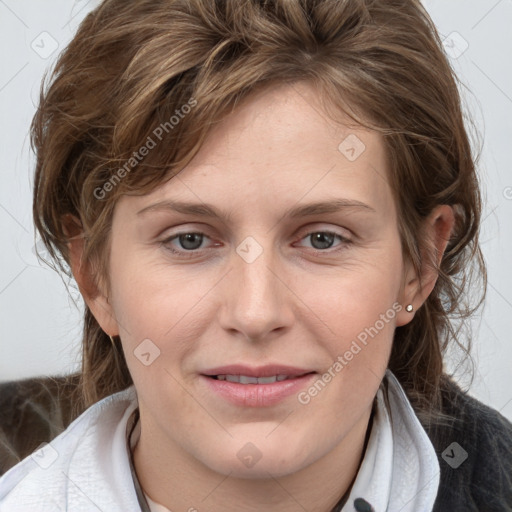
[180,233,202,250]
[311,232,334,250]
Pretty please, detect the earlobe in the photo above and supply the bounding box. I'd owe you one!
[62,214,119,336]
[395,205,455,327]
[395,260,420,327]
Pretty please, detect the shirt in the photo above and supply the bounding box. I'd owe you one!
[0,369,440,511]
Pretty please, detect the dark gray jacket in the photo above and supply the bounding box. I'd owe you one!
[420,377,512,511]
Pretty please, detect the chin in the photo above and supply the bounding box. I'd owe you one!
[196,436,315,479]
[208,456,308,480]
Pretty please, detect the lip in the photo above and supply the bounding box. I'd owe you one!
[200,365,317,407]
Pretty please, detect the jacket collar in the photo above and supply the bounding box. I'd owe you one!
[338,369,440,511]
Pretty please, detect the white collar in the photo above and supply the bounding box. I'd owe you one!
[340,369,440,511]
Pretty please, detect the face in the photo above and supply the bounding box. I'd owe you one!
[92,81,415,478]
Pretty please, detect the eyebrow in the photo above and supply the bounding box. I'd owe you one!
[137,198,376,221]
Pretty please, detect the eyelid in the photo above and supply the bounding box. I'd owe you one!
[296,223,352,241]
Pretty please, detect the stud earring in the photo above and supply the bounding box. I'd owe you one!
[405,304,414,313]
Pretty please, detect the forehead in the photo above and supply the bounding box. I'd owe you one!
[117,82,395,223]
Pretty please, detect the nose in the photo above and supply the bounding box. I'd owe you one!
[218,240,295,343]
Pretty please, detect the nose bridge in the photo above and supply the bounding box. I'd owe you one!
[220,235,292,340]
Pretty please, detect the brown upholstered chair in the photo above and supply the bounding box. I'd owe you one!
[0,374,83,475]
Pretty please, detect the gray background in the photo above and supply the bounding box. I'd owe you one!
[0,0,511,420]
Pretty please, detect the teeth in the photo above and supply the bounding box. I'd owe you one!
[240,375,259,384]
[215,374,291,384]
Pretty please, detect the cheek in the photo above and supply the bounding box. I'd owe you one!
[108,258,223,392]
[110,254,202,333]
[321,296,396,374]
[297,248,402,369]
[300,250,402,330]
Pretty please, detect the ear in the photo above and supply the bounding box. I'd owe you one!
[395,205,455,327]
[62,214,119,337]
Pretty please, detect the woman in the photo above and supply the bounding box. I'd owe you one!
[0,0,511,510]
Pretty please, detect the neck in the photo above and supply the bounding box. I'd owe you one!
[132,405,374,512]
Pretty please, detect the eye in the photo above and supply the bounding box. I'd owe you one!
[295,230,352,252]
[161,232,213,256]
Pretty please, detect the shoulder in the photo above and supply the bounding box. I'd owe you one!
[420,375,512,511]
[0,386,139,512]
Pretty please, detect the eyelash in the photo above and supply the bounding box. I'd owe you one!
[160,229,352,258]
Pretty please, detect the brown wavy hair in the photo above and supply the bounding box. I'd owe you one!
[32,0,486,422]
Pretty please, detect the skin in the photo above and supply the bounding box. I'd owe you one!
[70,81,454,511]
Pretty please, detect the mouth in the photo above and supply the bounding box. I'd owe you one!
[201,364,316,382]
[200,365,317,407]
[207,373,314,384]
